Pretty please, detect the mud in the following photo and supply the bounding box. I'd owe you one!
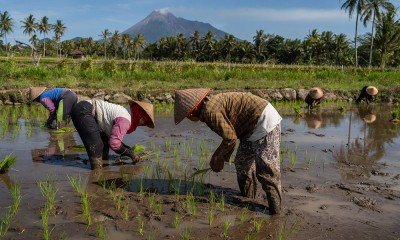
[0,103,399,239]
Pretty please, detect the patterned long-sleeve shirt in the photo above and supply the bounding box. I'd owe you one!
[200,92,269,162]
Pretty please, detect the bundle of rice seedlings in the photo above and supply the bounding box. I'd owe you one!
[0,155,16,173]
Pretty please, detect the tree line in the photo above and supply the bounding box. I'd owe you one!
[1,0,399,68]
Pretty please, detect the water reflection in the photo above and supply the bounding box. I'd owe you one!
[333,105,400,179]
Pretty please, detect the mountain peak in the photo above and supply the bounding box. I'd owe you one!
[122,10,229,43]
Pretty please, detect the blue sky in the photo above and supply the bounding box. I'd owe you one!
[2,0,400,43]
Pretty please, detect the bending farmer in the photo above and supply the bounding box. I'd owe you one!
[71,99,154,170]
[29,87,78,129]
[305,87,325,109]
[174,88,282,215]
[355,86,378,104]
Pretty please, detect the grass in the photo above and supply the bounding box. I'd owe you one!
[0,155,16,173]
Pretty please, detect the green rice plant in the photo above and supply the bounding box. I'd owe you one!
[208,208,215,226]
[0,155,16,173]
[67,175,85,194]
[131,144,146,153]
[276,221,298,240]
[116,193,123,212]
[254,218,264,232]
[123,203,129,221]
[26,123,33,138]
[165,138,171,152]
[147,192,155,210]
[293,106,301,116]
[150,139,155,151]
[155,200,163,216]
[181,228,192,240]
[185,192,197,216]
[239,207,248,223]
[291,153,296,169]
[41,206,51,240]
[138,218,144,236]
[71,144,85,149]
[9,183,21,216]
[173,212,180,228]
[0,208,13,238]
[209,191,216,208]
[81,191,91,226]
[37,176,59,211]
[97,223,109,240]
[223,219,231,240]
[52,127,75,134]
[219,192,225,212]
[11,122,21,140]
[245,233,254,240]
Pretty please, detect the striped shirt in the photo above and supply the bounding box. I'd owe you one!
[200,92,269,162]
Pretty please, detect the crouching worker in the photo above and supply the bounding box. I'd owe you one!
[71,99,154,170]
[29,87,78,129]
[305,87,325,109]
[355,86,378,104]
[174,88,282,215]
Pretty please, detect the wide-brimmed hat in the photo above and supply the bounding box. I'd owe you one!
[366,86,378,96]
[29,87,46,101]
[128,100,155,128]
[309,87,324,99]
[364,114,376,123]
[174,88,211,125]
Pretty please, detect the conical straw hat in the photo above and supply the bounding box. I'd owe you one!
[309,87,324,99]
[174,88,211,125]
[29,87,46,101]
[128,100,155,128]
[366,86,378,96]
[363,114,376,123]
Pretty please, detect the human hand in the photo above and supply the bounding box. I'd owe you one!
[210,157,224,172]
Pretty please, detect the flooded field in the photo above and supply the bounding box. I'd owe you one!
[0,102,399,239]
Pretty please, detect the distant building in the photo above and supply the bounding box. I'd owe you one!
[69,49,86,59]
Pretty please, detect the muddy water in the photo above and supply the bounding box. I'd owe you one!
[0,103,399,239]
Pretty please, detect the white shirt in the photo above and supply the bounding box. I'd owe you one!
[247,103,282,142]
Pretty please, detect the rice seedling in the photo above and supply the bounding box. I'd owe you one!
[245,233,254,240]
[155,200,163,216]
[67,175,85,194]
[219,192,225,212]
[52,127,75,134]
[209,191,216,208]
[293,106,302,117]
[71,144,85,149]
[276,221,298,240]
[81,191,91,226]
[239,207,248,223]
[11,122,21,140]
[390,110,399,122]
[223,219,231,240]
[208,208,215,226]
[181,228,192,240]
[185,192,197,216]
[253,218,264,232]
[0,208,13,238]
[37,176,59,211]
[165,138,172,152]
[147,192,155,210]
[9,183,21,216]
[0,155,16,173]
[131,144,146,153]
[138,218,144,236]
[150,139,155,151]
[97,223,109,240]
[123,203,129,221]
[116,193,123,212]
[41,206,51,240]
[173,212,180,228]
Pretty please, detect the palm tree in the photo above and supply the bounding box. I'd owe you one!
[52,20,67,58]
[110,30,120,58]
[361,0,394,67]
[253,30,267,62]
[341,0,368,67]
[132,34,146,60]
[37,16,52,56]
[374,12,400,68]
[121,33,130,59]
[20,14,37,55]
[100,29,111,59]
[0,11,15,55]
[189,30,201,60]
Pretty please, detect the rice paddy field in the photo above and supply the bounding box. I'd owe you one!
[0,101,400,239]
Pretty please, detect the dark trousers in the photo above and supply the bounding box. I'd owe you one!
[71,101,109,159]
[62,90,78,120]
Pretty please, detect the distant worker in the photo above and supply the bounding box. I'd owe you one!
[70,99,155,170]
[355,86,378,104]
[305,87,325,109]
[29,87,78,129]
[174,88,282,215]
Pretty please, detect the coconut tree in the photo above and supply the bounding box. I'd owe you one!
[52,20,67,58]
[110,30,120,58]
[360,0,395,67]
[341,0,368,67]
[100,29,111,59]
[132,33,146,60]
[20,14,37,55]
[189,30,201,60]
[121,33,130,60]
[37,16,51,56]
[0,11,15,55]
[253,29,267,62]
[374,12,400,68]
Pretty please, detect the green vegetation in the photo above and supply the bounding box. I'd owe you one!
[1,59,400,92]
[0,155,16,173]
